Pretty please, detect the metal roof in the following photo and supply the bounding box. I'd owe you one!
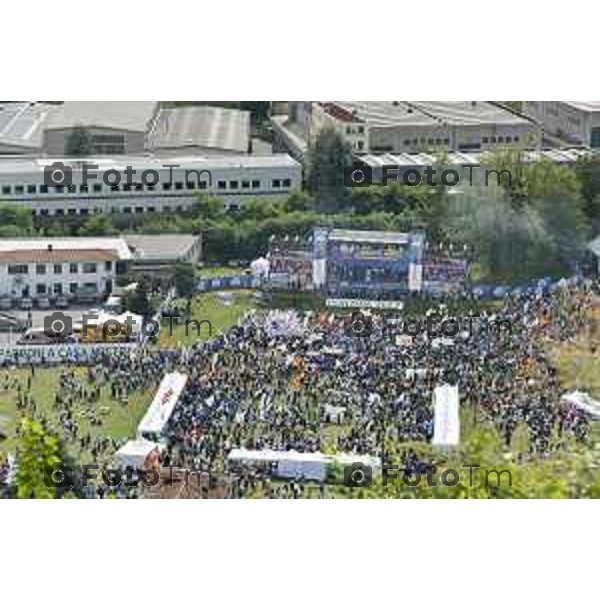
[0,237,132,260]
[45,101,158,132]
[328,229,418,245]
[0,102,59,149]
[149,106,250,153]
[124,234,200,261]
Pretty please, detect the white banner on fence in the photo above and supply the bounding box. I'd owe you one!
[137,371,188,438]
[326,298,404,310]
[432,384,460,447]
[408,263,423,292]
[0,343,137,365]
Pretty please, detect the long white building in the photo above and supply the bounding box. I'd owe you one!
[0,154,302,215]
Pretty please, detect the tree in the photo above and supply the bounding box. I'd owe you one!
[124,278,152,317]
[284,189,317,213]
[65,126,94,156]
[0,203,33,234]
[192,194,226,221]
[15,418,62,499]
[307,129,353,212]
[79,212,117,236]
[173,262,196,298]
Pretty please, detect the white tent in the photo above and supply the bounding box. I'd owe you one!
[562,391,600,419]
[114,439,165,469]
[137,372,188,439]
[432,384,460,447]
[227,449,379,482]
[251,257,270,278]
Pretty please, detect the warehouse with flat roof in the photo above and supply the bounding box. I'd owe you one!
[523,101,600,147]
[279,101,541,156]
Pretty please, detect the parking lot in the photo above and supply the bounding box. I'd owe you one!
[0,308,93,345]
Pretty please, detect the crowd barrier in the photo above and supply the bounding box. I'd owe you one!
[196,275,261,292]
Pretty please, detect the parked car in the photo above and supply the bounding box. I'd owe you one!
[36,297,51,309]
[55,296,69,309]
[0,313,26,332]
[18,298,33,310]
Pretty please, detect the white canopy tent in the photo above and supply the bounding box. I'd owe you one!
[227,449,380,482]
[251,257,270,278]
[137,372,188,440]
[432,384,460,447]
[562,391,600,419]
[114,439,165,469]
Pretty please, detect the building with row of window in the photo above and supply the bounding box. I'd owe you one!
[0,234,202,301]
[273,101,541,158]
[0,154,302,215]
[523,101,600,147]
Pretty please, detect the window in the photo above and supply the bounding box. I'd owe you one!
[272,179,281,188]
[230,180,239,190]
[147,206,155,213]
[55,185,64,193]
[514,136,520,143]
[93,184,102,192]
[186,181,195,190]
[40,209,49,216]
[56,209,64,216]
[218,181,226,190]
[27,184,36,193]
[357,140,364,151]
[67,208,77,215]
[111,186,120,192]
[54,264,62,274]
[91,134,125,155]
[404,139,411,146]
[358,126,364,134]
[482,137,488,143]
[68,185,76,193]
[252,180,260,189]
[2,186,10,195]
[198,181,207,190]
[70,283,78,295]
[242,180,250,189]
[135,206,144,213]
[123,184,132,192]
[162,182,172,191]
[123,207,132,213]
[497,136,504,143]
[8,264,28,275]
[15,185,24,194]
[80,208,89,215]
[53,283,62,295]
[147,186,156,192]
[36,284,47,295]
[40,185,48,193]
[36,264,46,275]
[70,263,78,274]
[282,179,291,188]
[135,183,143,191]
[82,263,97,274]
[105,261,113,272]
[175,181,183,190]
[163,205,171,213]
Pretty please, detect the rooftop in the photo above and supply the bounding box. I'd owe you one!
[0,102,59,150]
[563,101,600,113]
[149,106,250,153]
[325,101,531,127]
[0,238,132,261]
[124,234,200,261]
[45,101,158,132]
[0,153,300,176]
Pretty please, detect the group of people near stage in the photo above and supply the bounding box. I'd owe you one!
[1,279,597,498]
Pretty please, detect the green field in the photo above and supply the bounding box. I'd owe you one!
[0,366,156,460]
[158,289,260,346]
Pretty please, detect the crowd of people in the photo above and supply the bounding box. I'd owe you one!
[1,279,597,498]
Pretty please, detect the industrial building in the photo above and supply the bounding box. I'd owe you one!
[0,101,252,157]
[523,101,600,147]
[273,101,541,158]
[0,154,302,215]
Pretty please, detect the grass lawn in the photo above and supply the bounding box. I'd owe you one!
[0,366,156,461]
[158,289,260,347]
[196,265,248,278]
